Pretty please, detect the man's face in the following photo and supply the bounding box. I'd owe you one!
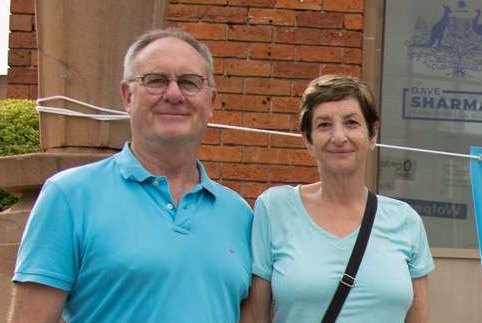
[121,37,216,147]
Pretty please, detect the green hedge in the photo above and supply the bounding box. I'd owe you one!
[0,99,40,211]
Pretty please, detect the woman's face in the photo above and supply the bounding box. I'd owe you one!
[305,97,377,176]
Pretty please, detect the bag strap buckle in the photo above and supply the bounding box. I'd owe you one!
[340,273,356,288]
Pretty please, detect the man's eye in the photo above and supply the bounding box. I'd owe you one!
[145,76,168,87]
[177,78,198,90]
[177,75,203,90]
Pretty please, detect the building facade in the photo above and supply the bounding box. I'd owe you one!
[3,0,482,322]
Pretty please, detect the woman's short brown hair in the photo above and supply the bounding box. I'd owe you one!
[299,74,379,143]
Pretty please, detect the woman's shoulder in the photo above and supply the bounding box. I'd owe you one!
[377,194,411,208]
[259,184,299,199]
[376,194,423,224]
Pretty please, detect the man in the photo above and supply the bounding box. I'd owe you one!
[7,28,253,323]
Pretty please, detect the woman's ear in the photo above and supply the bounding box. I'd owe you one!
[302,134,316,157]
[369,121,379,150]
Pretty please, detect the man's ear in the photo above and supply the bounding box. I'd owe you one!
[208,88,217,118]
[120,80,133,113]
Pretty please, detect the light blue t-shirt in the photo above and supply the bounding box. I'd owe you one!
[252,185,434,323]
[13,143,253,323]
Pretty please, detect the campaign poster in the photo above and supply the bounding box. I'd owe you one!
[379,0,482,248]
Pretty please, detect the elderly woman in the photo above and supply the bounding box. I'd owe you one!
[241,75,434,323]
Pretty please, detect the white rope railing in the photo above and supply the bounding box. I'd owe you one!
[35,95,482,161]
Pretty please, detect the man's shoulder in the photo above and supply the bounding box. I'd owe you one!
[209,181,252,210]
[48,154,117,186]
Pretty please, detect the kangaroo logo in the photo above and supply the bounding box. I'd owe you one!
[426,5,452,46]
[473,9,482,35]
[406,1,482,78]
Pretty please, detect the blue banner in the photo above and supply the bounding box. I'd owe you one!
[470,146,482,265]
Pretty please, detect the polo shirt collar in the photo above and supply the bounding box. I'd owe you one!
[115,142,217,196]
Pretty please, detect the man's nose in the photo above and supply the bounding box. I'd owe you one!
[163,80,185,102]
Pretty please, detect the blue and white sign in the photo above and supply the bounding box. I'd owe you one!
[379,0,482,249]
[402,87,482,122]
[406,2,482,78]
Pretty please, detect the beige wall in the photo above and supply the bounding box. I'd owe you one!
[0,75,6,99]
[429,250,482,323]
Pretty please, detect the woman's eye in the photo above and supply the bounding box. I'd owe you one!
[316,122,330,129]
[345,119,359,127]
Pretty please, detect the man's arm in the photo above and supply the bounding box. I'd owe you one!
[7,282,67,323]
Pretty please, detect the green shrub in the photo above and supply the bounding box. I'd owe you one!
[0,99,40,211]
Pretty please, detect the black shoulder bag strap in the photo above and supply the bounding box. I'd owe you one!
[321,190,378,323]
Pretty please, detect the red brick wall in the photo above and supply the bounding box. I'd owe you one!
[7,0,37,99]
[7,0,365,204]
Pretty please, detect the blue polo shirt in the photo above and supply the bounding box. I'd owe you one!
[13,143,253,323]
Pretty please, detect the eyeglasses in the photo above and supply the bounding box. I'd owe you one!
[131,73,208,95]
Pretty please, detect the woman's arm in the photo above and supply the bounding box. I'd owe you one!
[405,276,429,323]
[240,276,272,323]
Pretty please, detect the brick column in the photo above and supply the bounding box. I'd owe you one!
[7,0,37,99]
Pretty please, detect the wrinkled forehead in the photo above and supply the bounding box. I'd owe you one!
[134,37,207,72]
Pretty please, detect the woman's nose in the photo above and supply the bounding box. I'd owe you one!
[331,124,347,144]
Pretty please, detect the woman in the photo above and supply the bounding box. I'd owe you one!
[241,75,434,323]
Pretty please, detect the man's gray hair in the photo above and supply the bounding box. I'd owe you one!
[123,28,215,87]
